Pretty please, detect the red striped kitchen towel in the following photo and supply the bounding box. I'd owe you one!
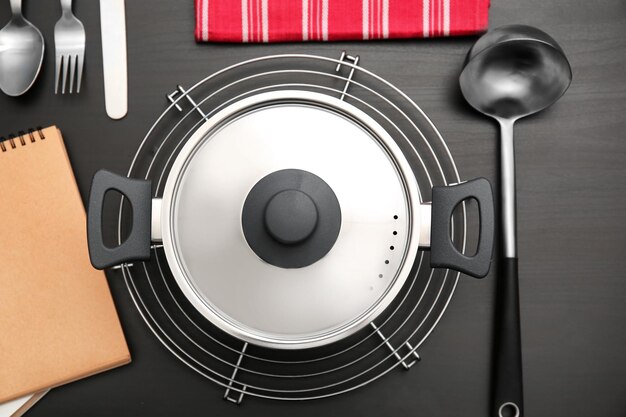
[195,0,490,43]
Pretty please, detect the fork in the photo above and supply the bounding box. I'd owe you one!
[54,0,85,94]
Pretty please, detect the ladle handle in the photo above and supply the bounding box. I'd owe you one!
[492,257,523,417]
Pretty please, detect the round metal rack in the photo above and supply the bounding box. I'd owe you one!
[114,52,467,403]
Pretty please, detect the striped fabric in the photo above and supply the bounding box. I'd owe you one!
[195,0,489,43]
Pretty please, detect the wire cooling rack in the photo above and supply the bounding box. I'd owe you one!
[113,52,467,403]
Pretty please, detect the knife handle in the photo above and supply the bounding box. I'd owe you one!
[100,0,128,119]
[492,257,523,417]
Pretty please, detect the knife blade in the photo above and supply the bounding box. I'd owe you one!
[100,0,127,120]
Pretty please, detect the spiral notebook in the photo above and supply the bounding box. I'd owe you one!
[0,126,130,406]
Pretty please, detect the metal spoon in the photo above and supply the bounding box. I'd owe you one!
[459,25,572,417]
[0,0,44,96]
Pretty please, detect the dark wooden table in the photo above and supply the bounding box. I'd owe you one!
[1,1,624,416]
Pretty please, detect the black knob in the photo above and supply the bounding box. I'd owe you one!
[264,189,318,245]
[241,169,342,269]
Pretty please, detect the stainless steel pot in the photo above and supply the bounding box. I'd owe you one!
[87,90,495,350]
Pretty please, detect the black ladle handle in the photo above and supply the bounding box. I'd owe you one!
[493,257,523,417]
[87,170,152,269]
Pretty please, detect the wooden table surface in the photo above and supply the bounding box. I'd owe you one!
[1,1,624,416]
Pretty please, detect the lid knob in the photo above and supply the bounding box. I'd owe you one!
[264,189,318,245]
[242,169,342,269]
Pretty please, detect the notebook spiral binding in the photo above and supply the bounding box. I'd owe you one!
[0,127,46,153]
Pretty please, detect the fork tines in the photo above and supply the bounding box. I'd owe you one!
[54,0,86,95]
[55,53,84,94]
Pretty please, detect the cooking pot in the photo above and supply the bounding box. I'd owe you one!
[87,90,494,350]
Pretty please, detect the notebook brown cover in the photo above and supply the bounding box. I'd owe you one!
[0,126,130,403]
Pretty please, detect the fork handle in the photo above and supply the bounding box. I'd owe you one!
[61,0,72,13]
[10,0,21,16]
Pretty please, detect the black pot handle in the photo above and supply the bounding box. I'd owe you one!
[430,178,494,278]
[87,170,152,269]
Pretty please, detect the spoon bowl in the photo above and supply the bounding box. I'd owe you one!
[0,0,44,96]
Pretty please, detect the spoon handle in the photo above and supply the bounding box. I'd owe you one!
[493,257,523,417]
[10,0,21,16]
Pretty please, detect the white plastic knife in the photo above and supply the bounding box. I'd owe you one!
[100,0,127,119]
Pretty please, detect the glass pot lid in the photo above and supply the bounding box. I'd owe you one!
[157,91,423,349]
